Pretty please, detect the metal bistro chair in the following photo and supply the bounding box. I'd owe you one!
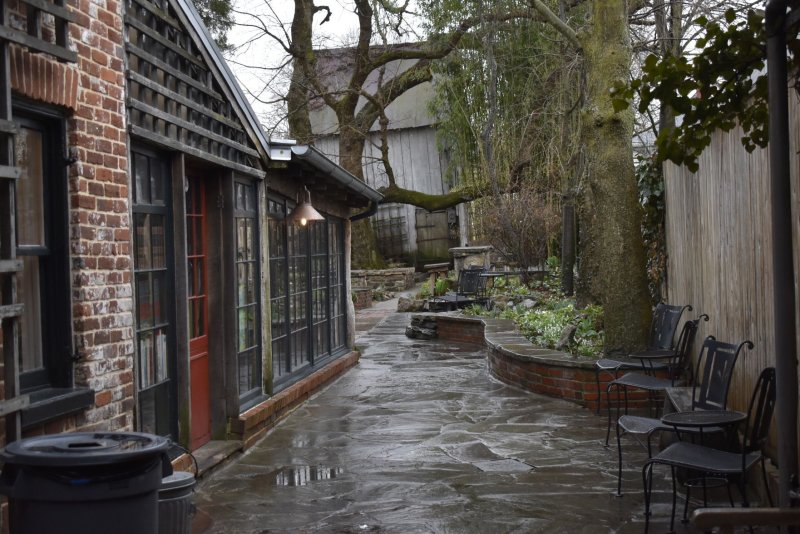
[605,314,708,445]
[612,333,752,496]
[429,266,487,311]
[643,367,776,533]
[594,303,691,414]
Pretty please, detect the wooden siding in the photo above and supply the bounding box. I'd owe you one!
[664,90,800,417]
[315,127,453,260]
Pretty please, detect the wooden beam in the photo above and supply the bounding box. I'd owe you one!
[126,44,222,100]
[0,164,20,179]
[0,303,23,319]
[0,394,29,416]
[0,26,76,62]
[128,98,260,158]
[130,125,265,178]
[128,71,241,130]
[0,259,21,273]
[126,17,205,69]
[21,0,73,22]
[129,0,181,30]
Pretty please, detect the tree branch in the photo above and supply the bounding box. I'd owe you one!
[529,0,581,50]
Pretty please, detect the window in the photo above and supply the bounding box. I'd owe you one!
[268,193,347,390]
[132,148,175,438]
[15,110,72,392]
[235,180,261,406]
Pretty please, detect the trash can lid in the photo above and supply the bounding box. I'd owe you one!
[3,432,170,467]
[160,470,196,492]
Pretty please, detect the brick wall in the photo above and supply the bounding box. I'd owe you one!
[430,315,653,413]
[8,0,133,436]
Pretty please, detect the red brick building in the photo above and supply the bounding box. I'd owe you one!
[0,0,380,465]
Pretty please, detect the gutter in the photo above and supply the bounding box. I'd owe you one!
[765,0,800,510]
[290,145,384,220]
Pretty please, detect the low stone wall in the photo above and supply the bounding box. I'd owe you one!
[351,267,415,292]
[352,287,373,309]
[411,314,651,412]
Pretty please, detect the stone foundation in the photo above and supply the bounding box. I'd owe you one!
[351,268,415,292]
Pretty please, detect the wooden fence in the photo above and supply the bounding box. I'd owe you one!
[664,90,800,425]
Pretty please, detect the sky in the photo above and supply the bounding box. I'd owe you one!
[226,1,359,134]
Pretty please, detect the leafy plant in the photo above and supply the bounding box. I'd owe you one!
[611,9,772,172]
[463,273,604,358]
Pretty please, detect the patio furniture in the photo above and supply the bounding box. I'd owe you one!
[594,303,691,414]
[605,314,707,445]
[642,367,776,533]
[612,336,752,496]
[428,266,488,311]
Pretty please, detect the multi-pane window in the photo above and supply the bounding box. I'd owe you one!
[132,149,173,437]
[235,180,261,405]
[268,193,347,389]
[15,111,71,391]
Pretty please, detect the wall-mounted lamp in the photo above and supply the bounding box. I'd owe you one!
[286,186,325,226]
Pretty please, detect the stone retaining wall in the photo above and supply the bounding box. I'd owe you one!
[412,314,651,412]
[351,268,415,292]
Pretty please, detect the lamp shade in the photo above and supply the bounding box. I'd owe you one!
[286,187,325,226]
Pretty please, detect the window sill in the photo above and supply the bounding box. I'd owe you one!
[21,387,95,429]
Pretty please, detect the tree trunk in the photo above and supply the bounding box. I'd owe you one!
[287,0,315,143]
[577,0,651,353]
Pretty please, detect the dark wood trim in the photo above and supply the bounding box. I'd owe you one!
[128,99,260,158]
[21,0,73,22]
[127,71,242,130]
[125,17,204,69]
[0,26,76,62]
[126,44,222,100]
[221,171,238,417]
[130,125,265,178]
[170,152,191,447]
[130,0,182,30]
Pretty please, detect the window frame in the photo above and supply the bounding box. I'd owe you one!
[267,192,348,391]
[14,103,72,393]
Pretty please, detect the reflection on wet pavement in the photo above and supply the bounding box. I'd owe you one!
[193,313,710,533]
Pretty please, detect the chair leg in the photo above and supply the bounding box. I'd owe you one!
[670,466,678,534]
[761,458,774,506]
[615,420,624,496]
[605,383,615,446]
[643,461,654,533]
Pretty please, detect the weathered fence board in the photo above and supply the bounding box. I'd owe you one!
[664,91,799,421]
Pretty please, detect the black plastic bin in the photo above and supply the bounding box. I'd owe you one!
[0,431,170,534]
[159,470,196,534]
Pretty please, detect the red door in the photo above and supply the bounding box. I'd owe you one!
[187,176,211,449]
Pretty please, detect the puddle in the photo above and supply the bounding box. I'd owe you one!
[269,465,344,486]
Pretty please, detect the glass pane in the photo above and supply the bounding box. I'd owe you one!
[238,308,247,351]
[246,264,255,303]
[237,219,247,261]
[134,152,150,204]
[151,215,166,269]
[137,273,153,328]
[155,328,168,382]
[187,215,195,256]
[16,126,45,247]
[19,255,43,372]
[139,330,155,387]
[187,258,195,298]
[194,299,205,337]
[235,183,245,210]
[188,296,195,338]
[196,258,204,295]
[153,274,165,324]
[151,158,165,205]
[134,213,151,269]
[246,185,256,212]
[185,179,194,213]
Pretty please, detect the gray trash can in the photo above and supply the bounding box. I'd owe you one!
[0,431,170,534]
[159,470,196,534]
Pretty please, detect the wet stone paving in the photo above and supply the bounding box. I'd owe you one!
[193,312,709,533]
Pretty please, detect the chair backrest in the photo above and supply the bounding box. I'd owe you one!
[649,303,692,351]
[742,367,777,454]
[456,267,485,295]
[668,313,708,385]
[691,337,752,411]
[740,367,776,454]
